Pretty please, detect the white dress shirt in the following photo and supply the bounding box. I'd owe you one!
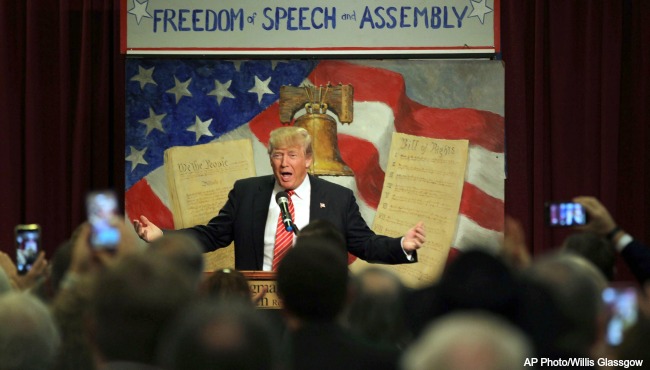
[262,176,311,271]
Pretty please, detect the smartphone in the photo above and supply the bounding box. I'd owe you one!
[544,201,589,227]
[86,190,121,250]
[602,286,638,346]
[15,224,41,275]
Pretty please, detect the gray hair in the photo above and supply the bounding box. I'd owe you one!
[0,292,61,370]
[402,311,532,370]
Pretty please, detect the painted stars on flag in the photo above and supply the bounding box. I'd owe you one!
[124,59,318,189]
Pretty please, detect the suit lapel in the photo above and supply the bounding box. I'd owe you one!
[251,176,274,269]
[309,175,329,221]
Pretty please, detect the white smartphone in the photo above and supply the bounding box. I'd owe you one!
[602,285,638,346]
[86,190,121,251]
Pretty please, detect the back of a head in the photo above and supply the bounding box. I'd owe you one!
[202,268,252,304]
[90,253,195,365]
[297,219,347,259]
[436,248,520,318]
[343,267,410,348]
[401,312,532,370]
[525,252,608,356]
[562,231,616,281]
[0,292,61,370]
[277,238,348,321]
[148,233,205,288]
[158,300,275,370]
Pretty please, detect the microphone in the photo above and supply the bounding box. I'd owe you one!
[275,191,298,234]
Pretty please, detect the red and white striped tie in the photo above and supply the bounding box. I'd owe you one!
[272,190,295,271]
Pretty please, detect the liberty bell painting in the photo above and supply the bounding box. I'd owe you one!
[279,83,354,176]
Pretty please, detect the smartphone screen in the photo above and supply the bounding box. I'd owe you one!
[15,224,41,275]
[545,201,588,227]
[86,190,121,250]
[602,286,638,346]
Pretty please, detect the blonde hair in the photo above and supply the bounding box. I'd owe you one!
[267,126,312,156]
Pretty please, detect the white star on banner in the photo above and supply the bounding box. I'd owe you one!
[130,66,157,90]
[468,0,493,24]
[248,76,274,103]
[166,76,193,104]
[208,80,235,105]
[187,116,214,142]
[139,107,166,137]
[125,146,148,172]
[128,0,152,25]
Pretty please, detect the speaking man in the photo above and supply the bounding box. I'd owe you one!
[133,126,425,271]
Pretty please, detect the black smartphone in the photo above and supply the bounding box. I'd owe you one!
[602,285,638,346]
[544,201,589,227]
[86,190,121,251]
[15,224,41,275]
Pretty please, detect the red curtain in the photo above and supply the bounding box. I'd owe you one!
[0,1,648,271]
[502,0,650,263]
[0,0,124,254]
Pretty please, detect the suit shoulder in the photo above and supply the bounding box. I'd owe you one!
[311,176,354,195]
[233,175,274,189]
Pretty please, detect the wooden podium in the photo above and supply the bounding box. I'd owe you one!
[242,271,281,309]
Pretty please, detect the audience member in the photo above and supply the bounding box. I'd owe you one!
[500,216,532,269]
[202,268,253,304]
[404,248,522,339]
[0,267,11,294]
[157,299,277,370]
[401,311,532,370]
[0,291,61,370]
[50,277,96,370]
[277,237,399,370]
[88,253,195,369]
[562,231,616,281]
[403,247,570,359]
[341,266,411,349]
[574,196,650,284]
[525,252,608,360]
[0,250,48,291]
[297,218,348,259]
[147,233,205,289]
[30,238,77,302]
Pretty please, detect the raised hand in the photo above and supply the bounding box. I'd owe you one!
[403,221,426,253]
[132,215,163,242]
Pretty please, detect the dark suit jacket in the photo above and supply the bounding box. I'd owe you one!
[178,174,416,270]
[620,239,650,284]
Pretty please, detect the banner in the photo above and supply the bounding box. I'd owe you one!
[121,0,499,55]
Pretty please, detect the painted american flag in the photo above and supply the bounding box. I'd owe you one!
[124,59,505,257]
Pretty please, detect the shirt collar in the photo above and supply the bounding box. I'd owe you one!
[274,175,311,200]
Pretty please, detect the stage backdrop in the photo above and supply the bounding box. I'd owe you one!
[124,59,504,273]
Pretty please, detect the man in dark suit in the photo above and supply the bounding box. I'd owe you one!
[574,196,650,284]
[133,126,425,271]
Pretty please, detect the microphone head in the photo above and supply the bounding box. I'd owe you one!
[275,191,289,204]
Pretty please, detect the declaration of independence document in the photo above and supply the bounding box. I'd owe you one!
[349,133,469,288]
[164,139,256,271]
